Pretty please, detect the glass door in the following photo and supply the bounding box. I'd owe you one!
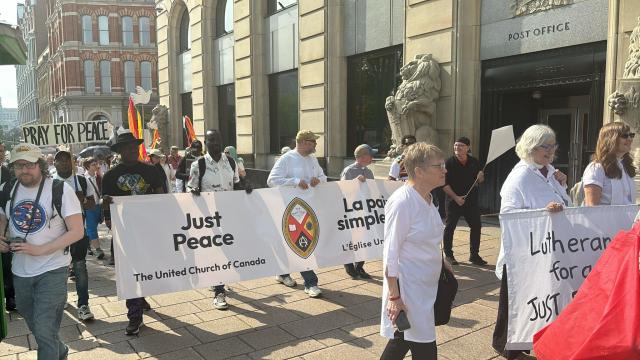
[539,108,583,186]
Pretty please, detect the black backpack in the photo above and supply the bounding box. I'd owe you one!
[197,155,236,189]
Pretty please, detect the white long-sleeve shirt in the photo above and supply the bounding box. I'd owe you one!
[267,149,327,187]
[496,160,572,278]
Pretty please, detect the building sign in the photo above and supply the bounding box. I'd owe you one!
[481,0,608,60]
[22,120,110,146]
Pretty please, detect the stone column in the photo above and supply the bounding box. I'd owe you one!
[189,2,206,137]
[299,0,328,164]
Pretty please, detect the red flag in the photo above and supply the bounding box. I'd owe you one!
[127,97,138,136]
[533,222,640,359]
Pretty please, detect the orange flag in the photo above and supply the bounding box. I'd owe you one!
[151,129,160,149]
[183,115,197,146]
[127,97,138,135]
[136,109,147,160]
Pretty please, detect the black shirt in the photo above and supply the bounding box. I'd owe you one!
[444,155,481,203]
[0,166,10,186]
[102,162,165,197]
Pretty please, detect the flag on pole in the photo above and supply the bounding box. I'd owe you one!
[485,125,516,165]
[151,129,160,149]
[183,115,197,147]
[127,97,147,160]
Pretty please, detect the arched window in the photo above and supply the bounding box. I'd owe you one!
[179,10,190,53]
[122,16,133,46]
[82,15,92,43]
[141,61,152,91]
[84,60,95,94]
[124,61,135,93]
[98,16,109,45]
[139,17,150,46]
[216,0,233,36]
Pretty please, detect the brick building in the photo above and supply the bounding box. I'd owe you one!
[40,0,158,128]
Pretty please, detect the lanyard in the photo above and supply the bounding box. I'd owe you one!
[89,177,100,198]
[7,179,45,240]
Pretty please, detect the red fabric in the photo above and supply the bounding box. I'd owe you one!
[533,222,640,359]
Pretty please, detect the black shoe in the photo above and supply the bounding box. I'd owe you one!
[469,255,488,266]
[445,255,459,265]
[5,297,16,312]
[344,265,359,279]
[125,317,143,335]
[356,268,371,279]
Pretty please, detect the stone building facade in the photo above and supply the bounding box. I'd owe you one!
[38,0,158,128]
[155,0,640,211]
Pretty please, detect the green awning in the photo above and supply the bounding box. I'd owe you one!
[0,23,27,65]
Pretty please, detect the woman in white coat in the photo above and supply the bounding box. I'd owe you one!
[492,124,571,359]
[380,142,450,360]
[583,121,636,206]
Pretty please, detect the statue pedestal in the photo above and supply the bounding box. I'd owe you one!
[615,80,640,202]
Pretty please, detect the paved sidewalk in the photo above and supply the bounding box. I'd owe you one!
[0,221,508,359]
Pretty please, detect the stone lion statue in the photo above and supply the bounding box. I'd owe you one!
[624,18,640,78]
[385,54,441,158]
[147,104,170,153]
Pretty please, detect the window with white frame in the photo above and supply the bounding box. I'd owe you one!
[82,15,92,43]
[139,17,150,46]
[84,60,95,94]
[124,61,135,94]
[100,60,111,93]
[98,16,109,45]
[122,16,133,46]
[141,61,152,91]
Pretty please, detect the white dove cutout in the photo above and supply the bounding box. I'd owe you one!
[130,86,152,105]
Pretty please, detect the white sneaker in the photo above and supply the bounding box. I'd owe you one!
[77,305,94,321]
[304,286,322,298]
[213,293,229,310]
[275,275,297,287]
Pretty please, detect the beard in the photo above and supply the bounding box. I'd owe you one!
[18,173,42,188]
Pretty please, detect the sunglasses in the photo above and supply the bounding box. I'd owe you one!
[621,133,636,139]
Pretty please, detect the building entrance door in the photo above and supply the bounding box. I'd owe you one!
[539,108,587,185]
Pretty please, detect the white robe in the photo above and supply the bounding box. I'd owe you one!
[380,185,443,343]
[496,160,572,279]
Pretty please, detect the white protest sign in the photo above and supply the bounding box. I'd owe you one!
[486,125,515,165]
[111,180,402,299]
[22,120,110,146]
[500,205,638,350]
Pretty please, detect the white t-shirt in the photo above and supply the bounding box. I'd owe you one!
[582,160,636,205]
[187,153,239,192]
[388,156,407,181]
[1,178,82,277]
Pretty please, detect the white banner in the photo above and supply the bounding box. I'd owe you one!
[22,120,110,146]
[112,180,402,299]
[500,205,638,350]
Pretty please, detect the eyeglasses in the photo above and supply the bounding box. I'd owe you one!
[621,133,636,139]
[429,162,446,170]
[13,162,38,170]
[537,143,559,151]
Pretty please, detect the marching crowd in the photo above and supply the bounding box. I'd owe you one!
[0,120,636,359]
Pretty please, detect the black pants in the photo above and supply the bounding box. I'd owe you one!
[380,331,437,360]
[443,200,481,257]
[2,252,14,300]
[492,266,528,359]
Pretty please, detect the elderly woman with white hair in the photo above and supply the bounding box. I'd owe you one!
[380,142,450,360]
[492,124,571,359]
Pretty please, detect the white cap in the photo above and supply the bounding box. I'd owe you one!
[10,143,42,164]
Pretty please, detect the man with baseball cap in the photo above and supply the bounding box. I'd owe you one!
[442,136,487,266]
[101,131,166,335]
[341,144,377,279]
[53,149,96,321]
[267,129,327,297]
[0,143,84,359]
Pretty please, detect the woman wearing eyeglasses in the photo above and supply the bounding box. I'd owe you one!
[582,121,636,206]
[492,124,572,359]
[380,143,450,360]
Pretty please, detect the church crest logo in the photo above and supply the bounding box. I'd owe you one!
[282,198,319,259]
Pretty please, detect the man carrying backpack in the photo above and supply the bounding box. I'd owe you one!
[52,150,96,321]
[0,141,16,311]
[0,143,84,359]
[187,129,251,310]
